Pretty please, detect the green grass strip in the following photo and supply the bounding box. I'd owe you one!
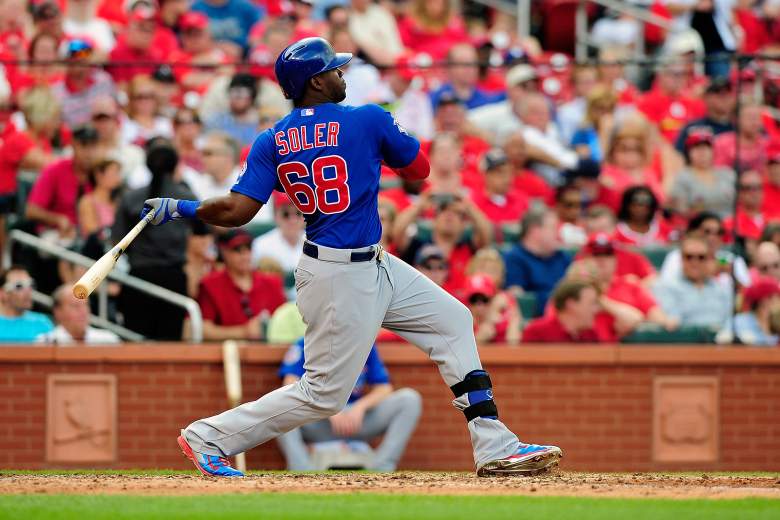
[0,494,778,520]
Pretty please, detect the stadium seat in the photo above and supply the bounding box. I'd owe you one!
[639,247,673,271]
[517,292,540,319]
[245,222,276,238]
[621,323,717,344]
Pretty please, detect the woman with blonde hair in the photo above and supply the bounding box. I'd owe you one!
[121,75,173,146]
[398,0,468,61]
[571,84,618,163]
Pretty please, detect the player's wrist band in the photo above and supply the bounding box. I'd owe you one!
[177,200,201,219]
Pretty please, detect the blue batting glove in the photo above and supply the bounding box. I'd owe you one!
[141,198,201,225]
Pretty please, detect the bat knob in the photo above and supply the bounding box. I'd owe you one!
[72,285,88,300]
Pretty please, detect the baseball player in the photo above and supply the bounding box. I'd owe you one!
[142,37,562,477]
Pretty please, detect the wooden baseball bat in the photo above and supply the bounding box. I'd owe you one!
[222,340,247,472]
[72,212,154,300]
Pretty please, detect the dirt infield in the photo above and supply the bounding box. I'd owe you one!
[1,472,779,499]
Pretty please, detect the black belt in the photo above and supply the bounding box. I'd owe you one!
[302,242,376,262]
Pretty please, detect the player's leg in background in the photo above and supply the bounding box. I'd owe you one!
[276,420,336,470]
[350,387,422,471]
[182,254,393,457]
[379,254,521,469]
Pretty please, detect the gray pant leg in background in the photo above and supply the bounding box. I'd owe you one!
[184,254,392,457]
[380,254,520,468]
[276,388,422,471]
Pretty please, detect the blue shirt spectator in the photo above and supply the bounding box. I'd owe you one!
[502,207,571,309]
[429,43,505,111]
[192,0,263,53]
[571,127,603,163]
[0,266,54,342]
[430,83,504,111]
[279,339,390,404]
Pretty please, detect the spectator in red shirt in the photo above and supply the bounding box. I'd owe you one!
[522,280,601,343]
[198,228,286,341]
[398,0,467,61]
[8,32,63,95]
[614,186,675,247]
[503,131,554,204]
[471,148,528,225]
[378,176,426,213]
[725,170,766,255]
[431,93,491,180]
[425,132,471,196]
[30,0,64,41]
[581,210,656,283]
[637,60,706,143]
[763,148,780,221]
[170,11,231,94]
[26,124,101,236]
[107,6,165,85]
[713,102,769,172]
[597,46,639,106]
[464,274,520,345]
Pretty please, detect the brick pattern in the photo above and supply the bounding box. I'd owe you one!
[1,357,779,471]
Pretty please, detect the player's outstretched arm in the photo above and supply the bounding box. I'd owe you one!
[142,192,263,228]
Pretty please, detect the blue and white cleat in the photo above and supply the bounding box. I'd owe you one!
[477,443,563,476]
[177,435,244,477]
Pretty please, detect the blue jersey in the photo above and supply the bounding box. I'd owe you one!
[279,339,390,404]
[232,103,420,249]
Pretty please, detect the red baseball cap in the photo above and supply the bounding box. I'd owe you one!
[216,229,252,249]
[743,277,780,310]
[582,232,615,256]
[129,5,156,23]
[179,11,208,31]
[272,191,294,207]
[684,129,714,150]
[464,274,497,301]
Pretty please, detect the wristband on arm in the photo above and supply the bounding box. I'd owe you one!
[176,200,201,219]
[395,150,430,181]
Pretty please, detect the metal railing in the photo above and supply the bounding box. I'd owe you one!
[6,230,203,342]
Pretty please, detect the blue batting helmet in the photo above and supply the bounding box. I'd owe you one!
[274,37,352,100]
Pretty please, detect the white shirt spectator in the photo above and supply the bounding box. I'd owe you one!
[121,117,173,147]
[64,18,116,54]
[375,79,435,140]
[182,167,273,224]
[343,58,384,106]
[556,97,587,146]
[660,248,751,289]
[468,100,520,144]
[36,325,120,345]
[251,227,304,273]
[348,2,404,62]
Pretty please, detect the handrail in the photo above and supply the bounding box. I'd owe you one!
[31,291,145,342]
[586,0,673,30]
[7,230,203,342]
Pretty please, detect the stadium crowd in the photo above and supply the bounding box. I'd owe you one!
[2,0,780,347]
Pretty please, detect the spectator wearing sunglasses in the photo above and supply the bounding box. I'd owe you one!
[0,266,54,342]
[661,211,751,289]
[107,6,166,85]
[763,149,780,221]
[750,242,780,285]
[465,273,520,345]
[198,229,286,341]
[723,170,766,253]
[652,236,733,329]
[251,192,306,274]
[51,38,116,128]
[414,244,449,289]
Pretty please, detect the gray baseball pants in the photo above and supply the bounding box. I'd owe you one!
[184,245,520,469]
[276,387,422,471]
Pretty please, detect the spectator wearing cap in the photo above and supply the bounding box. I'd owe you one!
[723,169,766,252]
[394,191,491,296]
[503,205,571,309]
[522,280,602,343]
[191,0,262,56]
[614,186,675,248]
[669,129,735,219]
[464,274,520,345]
[64,0,116,54]
[182,131,242,200]
[251,192,305,274]
[30,0,64,40]
[121,75,174,147]
[348,0,404,67]
[751,241,780,285]
[734,277,780,346]
[0,87,58,253]
[170,12,230,94]
[674,77,735,154]
[414,244,450,288]
[51,39,116,128]
[204,73,259,147]
[571,84,618,164]
[653,236,733,330]
[661,211,751,289]
[35,284,120,344]
[713,101,769,172]
[0,265,54,342]
[26,124,102,237]
[502,131,554,204]
[763,146,780,221]
[637,60,706,144]
[89,96,147,189]
[429,43,504,111]
[468,63,539,144]
[557,65,599,146]
[376,52,434,140]
[107,6,166,85]
[554,183,586,247]
[397,0,468,61]
[198,229,286,341]
[113,138,202,339]
[329,27,384,108]
[471,148,529,225]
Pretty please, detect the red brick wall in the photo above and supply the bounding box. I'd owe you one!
[1,345,779,471]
